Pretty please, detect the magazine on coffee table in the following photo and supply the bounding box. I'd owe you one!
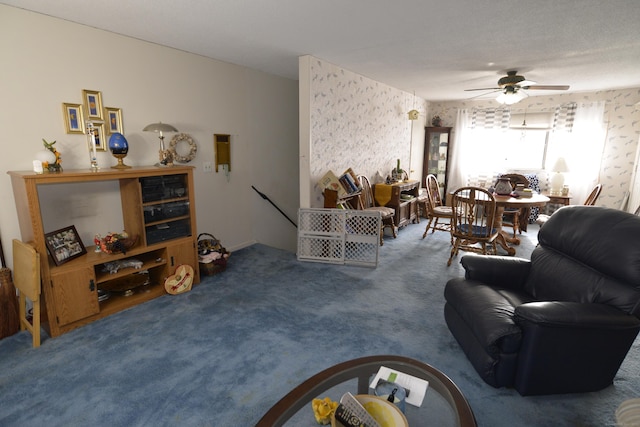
[369,366,429,407]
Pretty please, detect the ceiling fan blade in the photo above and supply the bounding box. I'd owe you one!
[518,79,536,87]
[467,89,501,100]
[464,87,500,92]
[522,85,570,90]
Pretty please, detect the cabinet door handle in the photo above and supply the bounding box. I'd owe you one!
[171,256,175,266]
[89,279,95,292]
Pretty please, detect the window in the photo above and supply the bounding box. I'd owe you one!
[464,112,552,174]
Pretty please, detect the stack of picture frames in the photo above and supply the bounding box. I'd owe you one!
[62,89,123,151]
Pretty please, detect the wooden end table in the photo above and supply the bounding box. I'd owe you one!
[542,192,571,206]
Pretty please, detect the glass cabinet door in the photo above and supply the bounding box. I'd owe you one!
[423,127,452,198]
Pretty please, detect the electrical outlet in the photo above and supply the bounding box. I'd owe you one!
[203,162,212,173]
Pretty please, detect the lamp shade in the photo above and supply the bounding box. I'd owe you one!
[143,122,178,133]
[496,90,526,105]
[552,157,569,173]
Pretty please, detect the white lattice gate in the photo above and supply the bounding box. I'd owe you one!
[297,208,380,267]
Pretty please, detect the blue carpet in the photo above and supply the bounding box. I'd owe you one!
[0,221,638,426]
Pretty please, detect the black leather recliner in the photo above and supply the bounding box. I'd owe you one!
[444,206,640,395]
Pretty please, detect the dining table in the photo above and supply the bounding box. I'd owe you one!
[492,192,550,255]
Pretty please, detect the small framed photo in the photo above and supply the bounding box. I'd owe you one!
[87,121,107,151]
[62,103,85,134]
[44,225,87,266]
[82,89,103,120]
[105,107,123,135]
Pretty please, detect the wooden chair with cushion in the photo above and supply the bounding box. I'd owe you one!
[447,187,499,266]
[536,183,603,227]
[498,173,531,237]
[357,175,397,245]
[422,174,455,243]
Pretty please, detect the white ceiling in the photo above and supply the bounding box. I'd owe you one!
[4,0,640,101]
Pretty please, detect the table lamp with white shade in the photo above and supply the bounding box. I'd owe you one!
[550,157,569,195]
[143,122,178,166]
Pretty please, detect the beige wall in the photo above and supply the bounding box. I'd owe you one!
[0,5,299,267]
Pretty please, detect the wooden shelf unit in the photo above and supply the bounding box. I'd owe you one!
[374,180,420,229]
[8,166,199,337]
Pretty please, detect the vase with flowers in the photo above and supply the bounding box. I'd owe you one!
[40,139,62,172]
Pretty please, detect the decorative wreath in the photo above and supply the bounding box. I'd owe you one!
[169,133,197,163]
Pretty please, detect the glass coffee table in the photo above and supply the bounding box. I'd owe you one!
[256,355,477,426]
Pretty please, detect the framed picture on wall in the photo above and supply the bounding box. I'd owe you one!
[105,107,123,135]
[62,102,85,134]
[44,225,87,266]
[87,121,107,151]
[82,89,103,120]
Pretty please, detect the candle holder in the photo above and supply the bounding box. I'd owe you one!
[86,121,99,171]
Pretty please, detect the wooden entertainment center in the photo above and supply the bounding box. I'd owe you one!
[8,166,199,337]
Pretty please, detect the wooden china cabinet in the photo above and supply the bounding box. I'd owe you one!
[422,127,452,198]
[8,166,199,337]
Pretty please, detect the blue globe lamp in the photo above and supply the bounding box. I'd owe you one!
[108,132,131,169]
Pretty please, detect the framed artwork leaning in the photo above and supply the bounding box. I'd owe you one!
[44,225,87,266]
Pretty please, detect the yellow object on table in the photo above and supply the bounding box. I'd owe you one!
[374,184,393,207]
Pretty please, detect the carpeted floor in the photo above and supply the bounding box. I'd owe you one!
[0,220,638,426]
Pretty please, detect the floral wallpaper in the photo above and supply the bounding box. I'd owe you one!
[306,55,640,210]
[308,58,425,207]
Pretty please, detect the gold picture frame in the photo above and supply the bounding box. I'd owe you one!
[82,89,103,120]
[105,107,123,135]
[87,121,107,151]
[62,102,85,134]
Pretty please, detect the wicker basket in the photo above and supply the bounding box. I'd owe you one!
[100,234,138,254]
[199,255,229,276]
[198,233,229,276]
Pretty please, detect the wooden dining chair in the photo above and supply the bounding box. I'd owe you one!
[498,173,530,237]
[447,187,499,266]
[357,175,397,245]
[422,174,455,243]
[536,183,603,227]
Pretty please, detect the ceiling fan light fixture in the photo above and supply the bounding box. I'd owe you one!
[496,89,526,105]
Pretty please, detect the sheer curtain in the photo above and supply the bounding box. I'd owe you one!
[548,101,606,204]
[448,109,469,190]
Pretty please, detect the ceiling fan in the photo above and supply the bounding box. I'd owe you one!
[465,70,570,104]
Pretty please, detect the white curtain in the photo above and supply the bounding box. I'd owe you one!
[626,135,640,213]
[448,109,469,190]
[548,101,606,204]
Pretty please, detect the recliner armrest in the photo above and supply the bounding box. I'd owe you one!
[461,255,531,290]
[515,301,640,329]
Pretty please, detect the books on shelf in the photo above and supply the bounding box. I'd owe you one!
[319,168,362,198]
[319,170,347,199]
